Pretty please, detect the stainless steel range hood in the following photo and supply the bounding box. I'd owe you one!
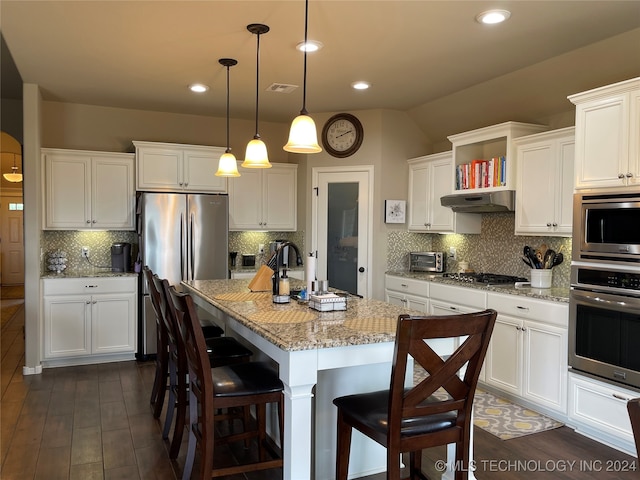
[440,190,515,213]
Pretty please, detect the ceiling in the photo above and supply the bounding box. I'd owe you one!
[1,1,640,147]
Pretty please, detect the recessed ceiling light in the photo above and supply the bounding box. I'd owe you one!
[351,81,370,90]
[296,40,323,52]
[476,9,511,24]
[189,83,209,93]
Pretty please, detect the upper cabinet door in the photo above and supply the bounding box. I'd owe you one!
[136,147,183,191]
[183,149,227,192]
[569,78,640,189]
[92,157,135,229]
[45,153,91,229]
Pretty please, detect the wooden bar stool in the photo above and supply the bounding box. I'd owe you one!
[150,274,252,459]
[333,309,497,480]
[166,284,284,480]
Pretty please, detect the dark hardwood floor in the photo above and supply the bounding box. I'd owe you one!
[1,296,638,479]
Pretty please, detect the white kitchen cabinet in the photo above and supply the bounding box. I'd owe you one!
[428,282,487,362]
[43,149,135,230]
[568,372,636,456]
[569,77,640,189]
[407,152,481,234]
[448,122,547,194]
[134,141,227,193]
[514,127,575,236]
[228,163,297,231]
[42,277,137,366]
[384,275,430,313]
[485,292,568,417]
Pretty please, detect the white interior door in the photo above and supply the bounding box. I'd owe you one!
[312,166,373,298]
[1,194,24,285]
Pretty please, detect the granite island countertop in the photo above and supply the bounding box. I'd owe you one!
[386,270,570,303]
[182,279,428,352]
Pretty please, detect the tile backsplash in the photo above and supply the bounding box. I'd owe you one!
[41,231,138,273]
[388,213,571,288]
[228,231,305,267]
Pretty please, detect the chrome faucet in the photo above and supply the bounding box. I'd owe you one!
[271,241,303,297]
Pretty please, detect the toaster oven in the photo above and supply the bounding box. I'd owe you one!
[409,252,445,273]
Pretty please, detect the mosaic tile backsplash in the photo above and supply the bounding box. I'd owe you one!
[228,231,305,268]
[41,231,138,273]
[387,213,571,288]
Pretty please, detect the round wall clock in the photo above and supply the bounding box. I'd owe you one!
[321,113,364,158]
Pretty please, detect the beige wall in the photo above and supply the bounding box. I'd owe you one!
[41,101,294,163]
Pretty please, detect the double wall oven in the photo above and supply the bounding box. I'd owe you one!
[570,191,640,389]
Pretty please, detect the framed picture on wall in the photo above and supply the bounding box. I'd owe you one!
[384,200,406,224]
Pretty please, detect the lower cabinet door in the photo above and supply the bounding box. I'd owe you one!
[485,314,523,396]
[43,295,91,358]
[523,320,568,413]
[91,293,136,354]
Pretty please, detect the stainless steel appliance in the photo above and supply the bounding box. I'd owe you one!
[573,191,640,264]
[442,272,528,286]
[569,264,640,389]
[409,252,445,273]
[110,242,131,272]
[440,190,515,213]
[137,192,228,359]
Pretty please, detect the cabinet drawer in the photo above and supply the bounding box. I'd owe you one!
[43,277,137,296]
[569,373,634,441]
[488,292,568,327]
[385,275,429,297]
[429,282,486,309]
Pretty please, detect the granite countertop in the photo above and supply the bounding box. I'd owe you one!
[182,279,425,352]
[386,270,570,303]
[41,269,139,279]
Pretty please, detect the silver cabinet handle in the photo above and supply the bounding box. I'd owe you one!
[516,305,529,311]
[618,173,625,179]
[546,222,552,227]
[86,220,91,224]
[552,222,558,227]
[626,173,633,178]
[400,283,408,288]
[613,393,631,401]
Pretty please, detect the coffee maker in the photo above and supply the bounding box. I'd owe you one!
[111,242,131,272]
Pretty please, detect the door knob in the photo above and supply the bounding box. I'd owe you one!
[359,267,365,272]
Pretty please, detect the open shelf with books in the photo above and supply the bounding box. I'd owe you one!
[448,122,548,194]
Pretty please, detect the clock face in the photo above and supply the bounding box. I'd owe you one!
[322,113,363,158]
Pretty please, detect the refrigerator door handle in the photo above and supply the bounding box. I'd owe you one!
[180,212,186,281]
[190,213,195,281]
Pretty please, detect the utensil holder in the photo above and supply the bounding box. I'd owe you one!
[531,269,552,288]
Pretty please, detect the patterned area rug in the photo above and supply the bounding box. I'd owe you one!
[413,366,563,440]
[472,388,563,440]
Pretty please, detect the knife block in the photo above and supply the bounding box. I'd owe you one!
[248,265,274,292]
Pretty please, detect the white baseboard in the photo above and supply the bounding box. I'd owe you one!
[22,365,43,375]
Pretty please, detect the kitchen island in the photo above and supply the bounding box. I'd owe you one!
[182,279,466,480]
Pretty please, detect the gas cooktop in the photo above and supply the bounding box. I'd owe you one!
[443,272,528,285]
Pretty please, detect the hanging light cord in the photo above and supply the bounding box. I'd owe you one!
[254,31,261,139]
[225,64,231,153]
[301,0,309,116]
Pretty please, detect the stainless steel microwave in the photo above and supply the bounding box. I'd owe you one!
[573,191,640,264]
[409,252,445,273]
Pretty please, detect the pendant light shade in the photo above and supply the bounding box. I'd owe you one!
[283,0,322,154]
[242,23,272,169]
[216,58,240,177]
[3,154,23,183]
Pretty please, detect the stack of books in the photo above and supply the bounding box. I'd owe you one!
[309,293,347,311]
[455,156,506,190]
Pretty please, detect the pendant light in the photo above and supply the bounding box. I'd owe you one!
[215,58,241,177]
[3,154,23,183]
[283,0,322,154]
[242,23,272,168]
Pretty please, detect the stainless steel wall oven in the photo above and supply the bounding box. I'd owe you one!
[569,264,640,389]
[573,191,640,265]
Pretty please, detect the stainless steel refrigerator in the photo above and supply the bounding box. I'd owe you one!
[137,192,228,359]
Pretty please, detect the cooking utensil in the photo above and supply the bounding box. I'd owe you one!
[552,252,564,267]
[543,249,556,269]
[522,256,533,268]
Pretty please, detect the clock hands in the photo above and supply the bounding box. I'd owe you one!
[336,130,353,138]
